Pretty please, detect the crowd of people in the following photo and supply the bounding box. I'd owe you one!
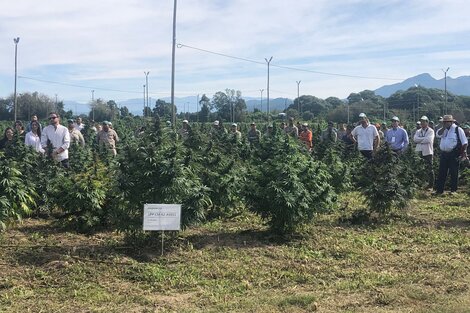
[178,113,469,195]
[0,113,120,168]
[1,111,469,195]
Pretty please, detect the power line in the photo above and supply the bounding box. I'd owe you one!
[19,75,142,94]
[18,75,171,96]
[177,43,405,81]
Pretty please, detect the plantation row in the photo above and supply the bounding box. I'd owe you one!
[1,116,468,238]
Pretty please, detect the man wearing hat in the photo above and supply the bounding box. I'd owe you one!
[463,123,470,158]
[299,123,313,151]
[97,121,119,156]
[210,120,227,138]
[413,116,435,189]
[230,123,242,143]
[67,119,85,147]
[385,116,408,154]
[434,115,468,194]
[264,124,274,138]
[247,122,261,145]
[350,113,380,159]
[179,120,190,140]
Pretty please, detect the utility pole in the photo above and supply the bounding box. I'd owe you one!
[259,89,264,113]
[265,56,273,121]
[171,0,178,128]
[442,67,450,114]
[296,80,301,114]
[13,37,20,122]
[144,71,150,116]
[143,84,146,117]
[55,94,58,113]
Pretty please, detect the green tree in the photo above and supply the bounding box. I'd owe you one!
[153,99,175,120]
[211,89,246,122]
[198,94,211,123]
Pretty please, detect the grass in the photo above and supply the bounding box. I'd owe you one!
[1,191,470,312]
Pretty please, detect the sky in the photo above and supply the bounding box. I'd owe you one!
[1,0,470,111]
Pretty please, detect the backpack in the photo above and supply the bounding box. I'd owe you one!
[453,126,463,154]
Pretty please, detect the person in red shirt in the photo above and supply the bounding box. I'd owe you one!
[299,123,312,151]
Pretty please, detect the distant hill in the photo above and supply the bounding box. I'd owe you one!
[246,98,293,112]
[375,73,470,97]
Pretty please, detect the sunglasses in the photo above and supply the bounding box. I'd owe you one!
[49,116,58,120]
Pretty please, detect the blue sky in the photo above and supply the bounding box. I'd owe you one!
[1,0,469,107]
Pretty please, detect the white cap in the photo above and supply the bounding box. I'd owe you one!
[359,113,367,118]
[302,123,308,127]
[231,123,237,127]
[391,116,400,122]
[420,116,429,121]
[183,119,188,123]
[213,120,219,126]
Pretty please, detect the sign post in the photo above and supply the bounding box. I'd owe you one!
[143,204,181,255]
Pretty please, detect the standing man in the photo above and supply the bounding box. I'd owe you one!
[74,117,85,132]
[434,115,468,195]
[230,123,242,143]
[97,121,119,156]
[413,116,435,190]
[463,124,470,154]
[41,112,71,168]
[350,113,380,159]
[247,122,261,145]
[179,120,190,140]
[26,114,42,133]
[67,119,85,147]
[299,123,313,151]
[284,117,299,138]
[385,116,409,154]
[320,121,338,143]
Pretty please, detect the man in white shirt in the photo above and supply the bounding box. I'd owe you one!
[74,117,85,132]
[434,115,468,194]
[41,112,71,168]
[413,116,435,189]
[350,113,380,159]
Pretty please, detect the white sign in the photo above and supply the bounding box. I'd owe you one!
[143,204,181,231]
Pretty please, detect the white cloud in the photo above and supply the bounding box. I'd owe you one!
[1,0,469,102]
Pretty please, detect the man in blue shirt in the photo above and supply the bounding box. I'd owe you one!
[385,116,409,154]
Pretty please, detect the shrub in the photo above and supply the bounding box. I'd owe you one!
[245,133,336,234]
[357,143,410,216]
[114,118,211,238]
[0,152,36,230]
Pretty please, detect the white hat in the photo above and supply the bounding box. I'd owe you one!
[302,122,308,127]
[213,120,219,126]
[359,113,367,118]
[420,116,429,121]
[231,123,237,127]
[442,115,455,122]
[183,119,188,123]
[391,116,400,122]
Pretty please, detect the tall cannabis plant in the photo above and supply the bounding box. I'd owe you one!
[245,133,336,234]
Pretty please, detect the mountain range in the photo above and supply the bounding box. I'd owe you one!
[374,73,470,97]
[64,73,470,115]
